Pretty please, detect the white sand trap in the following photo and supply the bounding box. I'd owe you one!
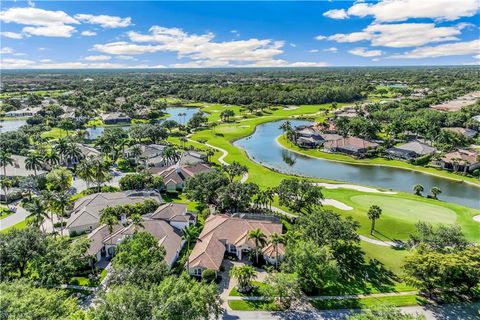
[474,215,480,222]
[284,106,299,110]
[322,199,353,210]
[315,183,397,194]
[239,125,250,128]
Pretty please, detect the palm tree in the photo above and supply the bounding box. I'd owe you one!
[130,144,143,167]
[430,187,442,200]
[100,209,119,256]
[229,265,256,292]
[0,179,12,203]
[163,146,180,165]
[130,213,144,233]
[0,151,13,203]
[367,205,382,235]
[65,143,83,167]
[248,228,267,265]
[182,225,200,272]
[180,137,187,149]
[279,121,292,133]
[76,159,94,189]
[43,149,60,167]
[25,197,48,232]
[413,184,424,196]
[40,190,56,237]
[264,188,275,211]
[25,151,44,177]
[54,138,69,165]
[269,233,284,270]
[91,159,112,191]
[52,190,72,236]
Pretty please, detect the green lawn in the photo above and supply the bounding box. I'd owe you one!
[228,299,280,311]
[0,217,32,234]
[41,127,70,139]
[0,207,13,220]
[229,281,271,297]
[311,294,426,310]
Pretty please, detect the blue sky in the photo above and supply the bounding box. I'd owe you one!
[1,0,479,69]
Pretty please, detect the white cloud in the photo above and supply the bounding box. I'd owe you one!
[290,43,296,47]
[390,39,480,59]
[474,54,480,59]
[323,9,349,19]
[315,35,327,40]
[349,47,383,57]
[83,55,111,61]
[327,23,468,48]
[323,47,338,53]
[327,0,479,22]
[309,49,319,53]
[116,55,136,60]
[75,14,131,28]
[94,25,287,67]
[0,7,79,38]
[81,30,97,36]
[22,25,76,37]
[0,58,35,68]
[372,58,380,62]
[0,47,14,54]
[0,31,23,39]
[40,59,52,62]
[0,7,79,26]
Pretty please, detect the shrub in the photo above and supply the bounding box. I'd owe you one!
[202,269,216,283]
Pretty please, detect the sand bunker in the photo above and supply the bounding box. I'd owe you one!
[315,183,397,194]
[321,199,353,210]
[473,215,480,222]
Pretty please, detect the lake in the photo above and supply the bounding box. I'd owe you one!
[85,106,200,139]
[234,120,480,209]
[0,119,27,133]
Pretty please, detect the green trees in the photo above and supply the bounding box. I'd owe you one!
[0,150,13,202]
[43,149,60,167]
[25,150,44,177]
[229,265,256,292]
[25,197,48,232]
[367,205,382,236]
[347,305,425,320]
[269,232,284,269]
[119,172,164,191]
[163,146,180,165]
[264,272,301,309]
[0,281,84,320]
[90,158,112,191]
[218,182,259,213]
[222,161,248,183]
[182,225,200,272]
[161,119,178,133]
[90,275,222,320]
[248,228,267,265]
[277,178,323,214]
[185,170,229,208]
[430,186,442,199]
[413,184,424,196]
[282,240,339,293]
[109,232,168,286]
[46,167,72,192]
[220,109,235,122]
[407,222,468,253]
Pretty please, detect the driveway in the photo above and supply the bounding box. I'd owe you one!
[0,205,28,230]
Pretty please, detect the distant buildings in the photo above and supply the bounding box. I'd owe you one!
[153,163,211,192]
[5,107,42,117]
[323,137,379,156]
[443,127,477,139]
[101,112,131,124]
[434,149,480,173]
[125,144,167,167]
[386,141,436,161]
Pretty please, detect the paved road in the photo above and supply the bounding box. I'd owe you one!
[0,205,29,230]
[222,302,480,320]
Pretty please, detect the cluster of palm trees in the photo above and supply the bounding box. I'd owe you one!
[253,188,275,211]
[279,121,299,143]
[76,157,112,191]
[54,138,83,166]
[248,228,284,269]
[413,184,442,199]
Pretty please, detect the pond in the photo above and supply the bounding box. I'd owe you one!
[85,106,200,140]
[234,120,480,209]
[0,119,27,133]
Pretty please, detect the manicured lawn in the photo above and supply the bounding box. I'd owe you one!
[311,294,426,310]
[0,217,32,234]
[229,281,271,297]
[277,134,480,186]
[322,280,415,296]
[360,241,410,276]
[69,276,91,287]
[0,207,13,220]
[228,299,280,311]
[41,127,70,139]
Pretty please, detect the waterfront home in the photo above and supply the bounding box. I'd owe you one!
[66,191,162,235]
[0,155,46,178]
[386,140,436,160]
[124,144,167,167]
[144,203,196,231]
[297,133,343,149]
[101,112,131,124]
[87,218,183,268]
[323,137,379,156]
[5,106,42,117]
[152,163,211,192]
[434,149,480,173]
[442,127,477,139]
[187,214,284,276]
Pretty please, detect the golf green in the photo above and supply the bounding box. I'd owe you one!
[350,195,457,225]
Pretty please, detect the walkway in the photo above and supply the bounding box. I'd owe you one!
[0,205,28,230]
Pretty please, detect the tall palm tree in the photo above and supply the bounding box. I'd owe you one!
[40,190,56,237]
[413,184,424,196]
[100,210,118,256]
[76,159,94,189]
[130,213,144,233]
[130,144,143,167]
[25,151,44,177]
[269,233,284,270]
[279,121,292,133]
[25,197,48,232]
[53,190,72,236]
[182,225,200,272]
[0,179,12,203]
[65,143,83,167]
[367,205,382,235]
[163,146,180,165]
[0,151,13,203]
[248,228,267,265]
[43,149,60,167]
[54,138,69,165]
[431,187,442,200]
[91,159,112,191]
[264,188,275,211]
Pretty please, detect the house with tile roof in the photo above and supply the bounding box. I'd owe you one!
[323,137,379,156]
[386,140,436,160]
[145,203,196,231]
[0,155,47,178]
[442,127,477,139]
[187,214,284,276]
[153,163,211,192]
[66,191,162,235]
[434,149,480,173]
[101,112,131,124]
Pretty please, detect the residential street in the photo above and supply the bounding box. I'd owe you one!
[222,302,480,320]
[0,205,28,230]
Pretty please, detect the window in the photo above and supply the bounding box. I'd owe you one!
[229,245,237,253]
[194,268,202,276]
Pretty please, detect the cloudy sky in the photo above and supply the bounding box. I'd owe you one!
[1,0,479,69]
